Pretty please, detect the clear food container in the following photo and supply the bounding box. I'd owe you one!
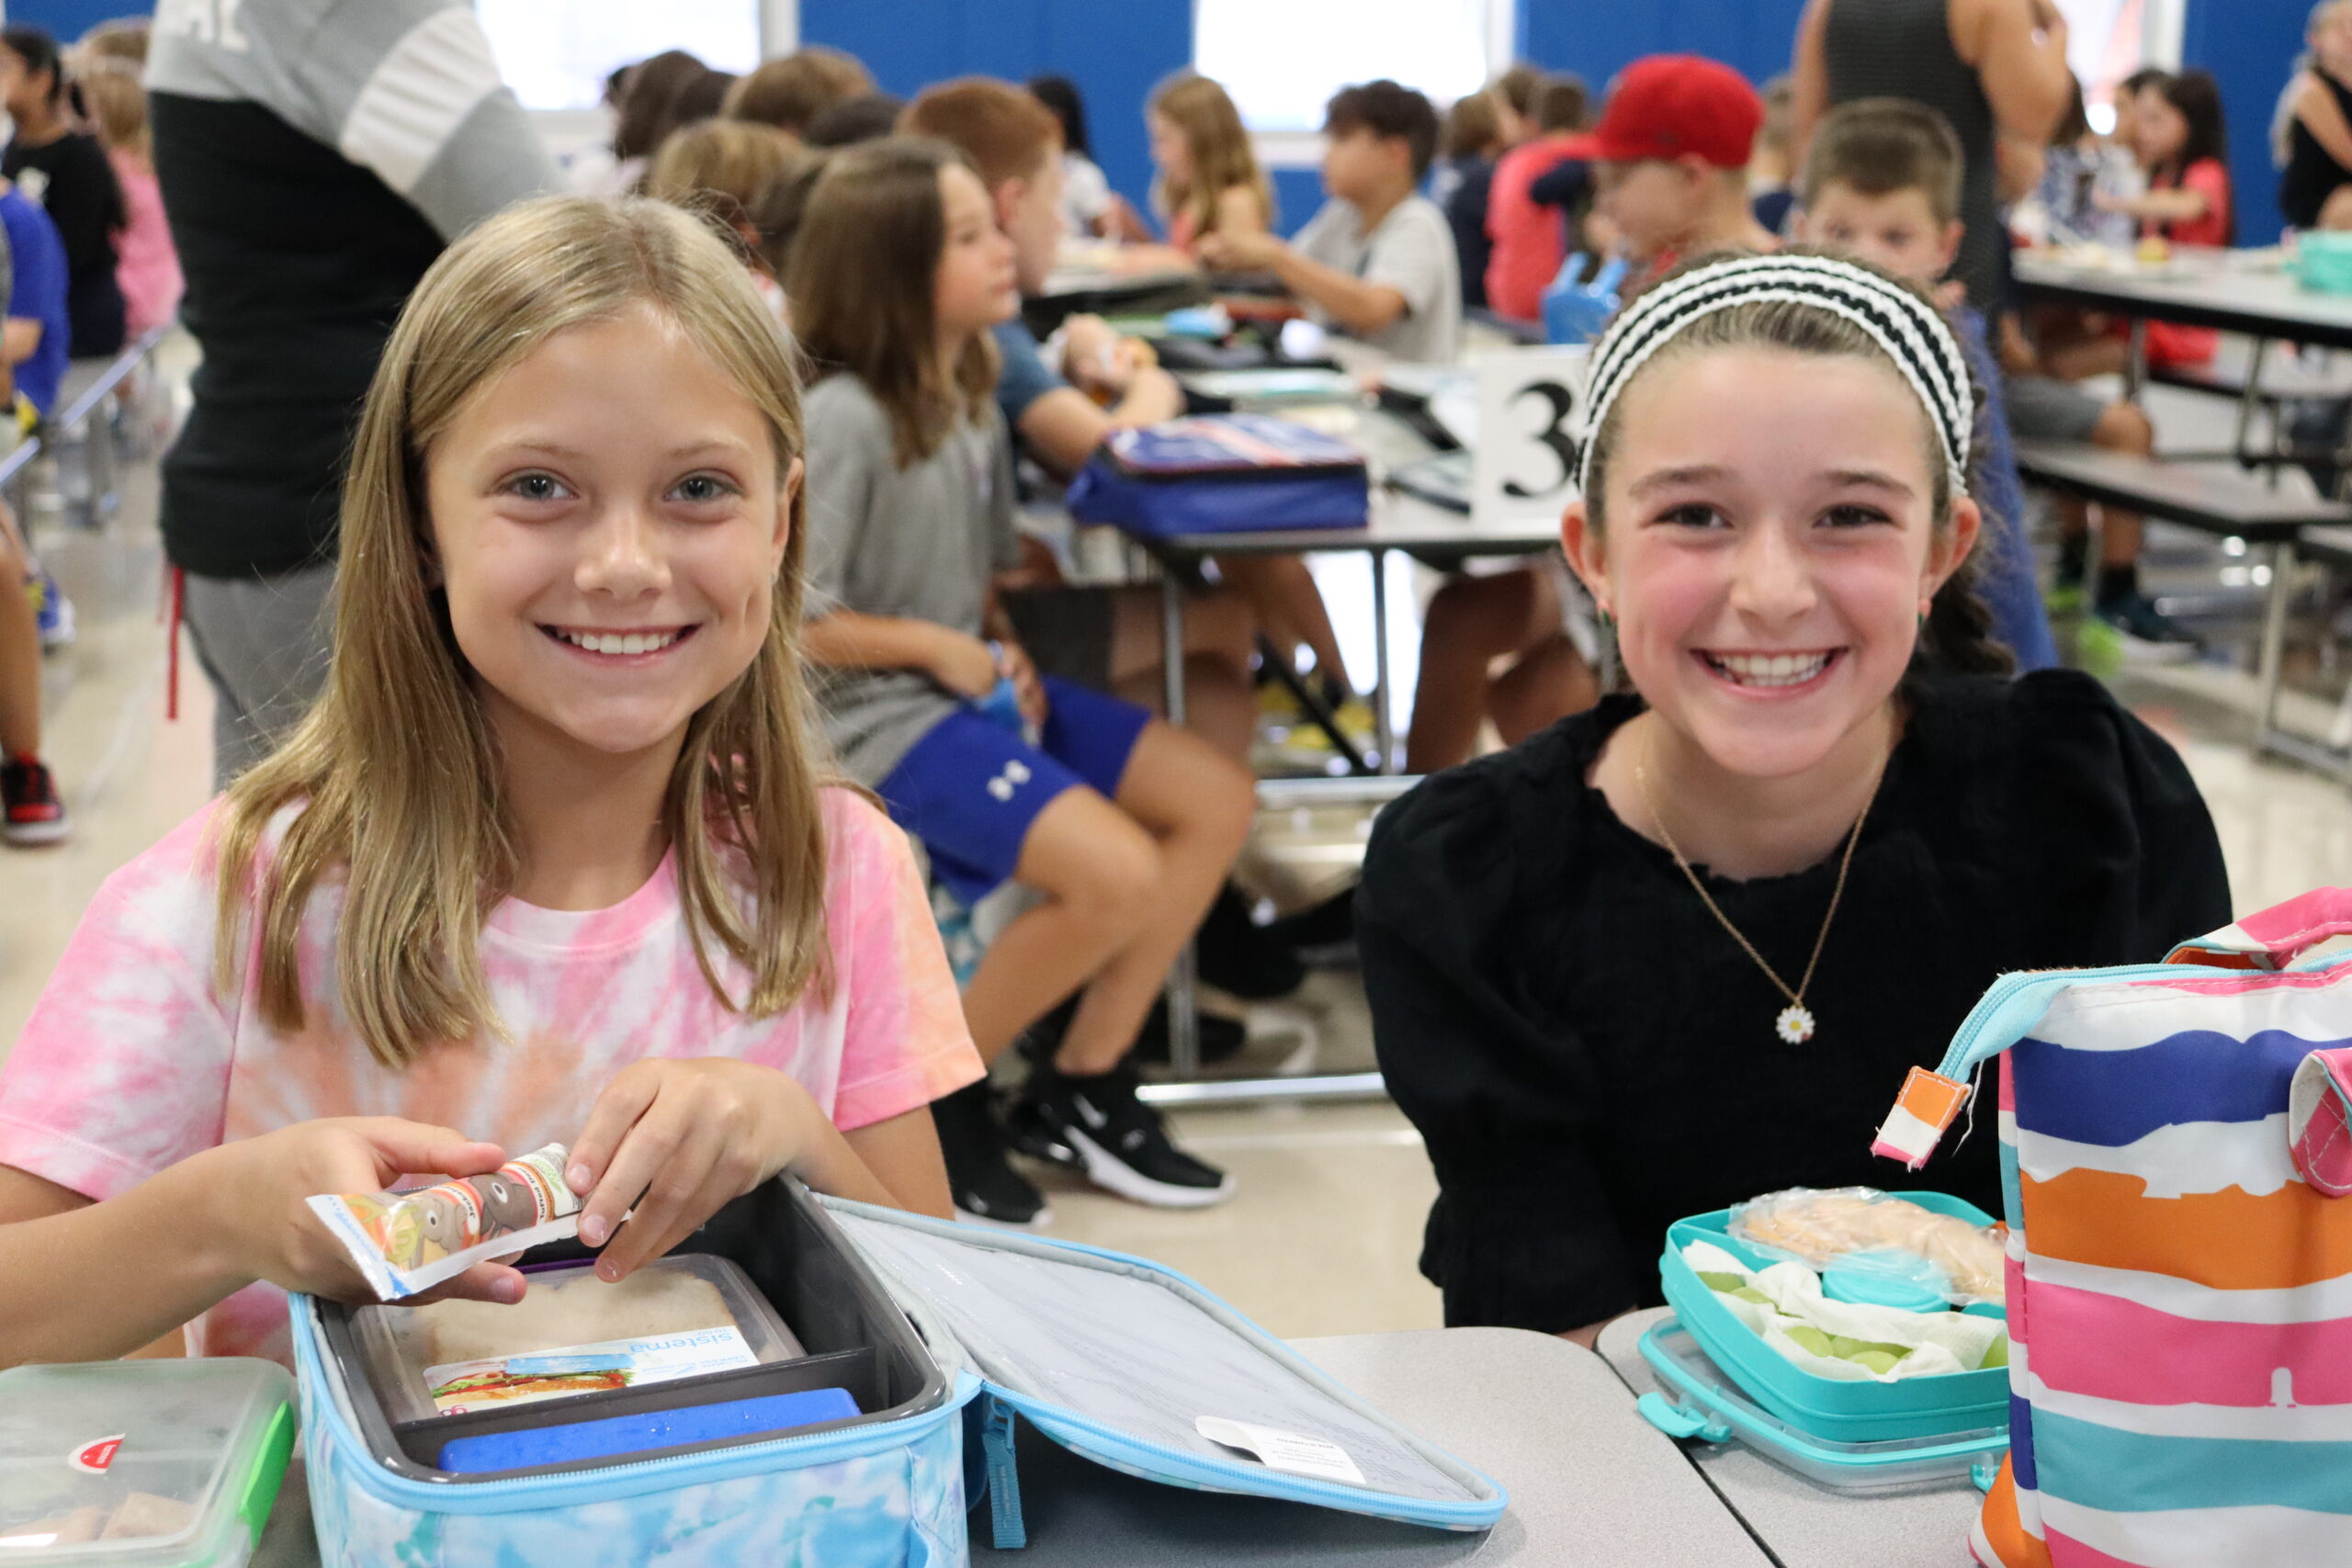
[347,1253,805,1424]
[0,1359,294,1568]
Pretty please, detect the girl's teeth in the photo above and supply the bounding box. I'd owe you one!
[563,630,674,655]
[1709,652,1831,687]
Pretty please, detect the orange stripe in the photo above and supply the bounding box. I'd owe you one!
[1977,1461,2051,1568]
[2020,1168,2352,1290]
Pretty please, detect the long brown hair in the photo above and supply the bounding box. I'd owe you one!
[213,196,839,1068]
[1148,73,1274,239]
[1580,249,2011,680]
[786,138,999,465]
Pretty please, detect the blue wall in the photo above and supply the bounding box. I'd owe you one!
[7,0,125,48]
[1519,0,1807,100]
[2179,0,2306,243]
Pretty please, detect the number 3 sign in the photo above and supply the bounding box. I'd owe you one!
[1471,344,1590,528]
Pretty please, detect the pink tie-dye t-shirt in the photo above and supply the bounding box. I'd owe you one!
[0,786,981,1367]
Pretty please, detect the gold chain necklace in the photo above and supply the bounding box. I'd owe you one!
[1632,731,1887,1045]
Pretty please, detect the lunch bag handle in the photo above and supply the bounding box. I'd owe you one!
[2165,887,2352,971]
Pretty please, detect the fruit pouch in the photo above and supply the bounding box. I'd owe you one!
[1680,1240,2008,1382]
[309,1145,583,1301]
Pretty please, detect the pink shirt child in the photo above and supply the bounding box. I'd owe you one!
[0,787,981,1368]
[108,149,182,336]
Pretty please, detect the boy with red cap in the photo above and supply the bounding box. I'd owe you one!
[1571,55,1776,275]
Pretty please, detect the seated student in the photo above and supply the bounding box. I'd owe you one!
[1749,75,1798,236]
[1795,97,2059,671]
[0,197,983,1369]
[900,79,1260,763]
[1435,91,1504,310]
[0,26,126,358]
[2282,0,2352,231]
[1486,75,1589,320]
[0,178,65,428]
[645,118,804,320]
[80,62,180,338]
[1148,73,1274,255]
[1361,251,2229,1341]
[789,140,1254,1225]
[1028,74,1148,244]
[1569,55,1778,276]
[1198,80,1461,364]
[725,46,873,139]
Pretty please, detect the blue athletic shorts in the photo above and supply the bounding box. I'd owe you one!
[877,675,1151,907]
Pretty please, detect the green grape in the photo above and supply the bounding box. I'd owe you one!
[1697,1270,1748,1293]
[1849,1350,1902,1376]
[1981,1335,2010,1371]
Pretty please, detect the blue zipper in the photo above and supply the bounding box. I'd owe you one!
[981,1394,1025,1549]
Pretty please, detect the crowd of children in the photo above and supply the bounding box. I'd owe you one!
[0,11,2328,1382]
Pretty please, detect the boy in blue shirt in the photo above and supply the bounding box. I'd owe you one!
[1794,98,2059,672]
[0,178,69,422]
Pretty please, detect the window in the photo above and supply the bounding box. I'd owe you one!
[476,0,764,113]
[1194,0,1506,133]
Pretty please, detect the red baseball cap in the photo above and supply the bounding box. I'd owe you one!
[1558,55,1763,169]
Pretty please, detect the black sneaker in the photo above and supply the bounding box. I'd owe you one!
[1262,886,1357,969]
[2,755,68,846]
[1196,883,1306,1001]
[930,1079,1049,1229]
[1011,1061,1236,1208]
[2096,590,2199,664]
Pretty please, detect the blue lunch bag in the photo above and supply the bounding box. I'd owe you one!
[1065,413,1371,537]
[290,1179,1507,1565]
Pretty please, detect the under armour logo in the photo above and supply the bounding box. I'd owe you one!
[986,759,1033,802]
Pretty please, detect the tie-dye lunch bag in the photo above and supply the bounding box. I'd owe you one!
[1874,889,2352,1568]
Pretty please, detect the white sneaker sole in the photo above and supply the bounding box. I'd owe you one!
[4,818,69,847]
[1065,1126,1237,1209]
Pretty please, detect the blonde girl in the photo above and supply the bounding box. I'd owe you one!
[1363,253,2228,1343]
[79,60,181,336]
[1147,72,1274,253]
[0,196,981,1369]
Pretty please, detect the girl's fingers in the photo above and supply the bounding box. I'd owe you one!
[354,1121,506,1188]
[565,1068,663,1198]
[577,1099,695,1267]
[609,1169,742,1281]
[595,1120,726,1279]
[407,1260,528,1307]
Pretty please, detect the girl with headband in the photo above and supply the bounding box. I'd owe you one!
[1360,252,2229,1345]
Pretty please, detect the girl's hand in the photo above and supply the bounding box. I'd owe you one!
[213,1118,525,1306]
[999,639,1051,731]
[929,628,1003,700]
[565,1060,814,1281]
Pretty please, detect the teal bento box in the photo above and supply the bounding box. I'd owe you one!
[1653,1190,2009,1447]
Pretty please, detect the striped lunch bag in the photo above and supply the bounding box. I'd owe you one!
[1874,890,2352,1568]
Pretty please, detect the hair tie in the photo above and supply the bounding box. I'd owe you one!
[1576,254,1972,497]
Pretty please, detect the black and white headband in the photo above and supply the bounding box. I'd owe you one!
[1576,254,1972,496]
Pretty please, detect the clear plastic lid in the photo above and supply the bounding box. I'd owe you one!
[348,1253,805,1425]
[1638,1319,2007,1493]
[0,1359,292,1568]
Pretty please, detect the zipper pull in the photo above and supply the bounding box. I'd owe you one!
[1873,1065,1974,1169]
[984,1394,1027,1550]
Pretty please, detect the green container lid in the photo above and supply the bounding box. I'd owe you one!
[0,1359,293,1567]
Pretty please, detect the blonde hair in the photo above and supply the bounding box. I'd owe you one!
[727,48,874,135]
[80,60,147,160]
[213,196,837,1068]
[648,118,806,234]
[1148,73,1274,239]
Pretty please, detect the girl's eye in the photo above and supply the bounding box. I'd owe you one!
[1657,502,1727,530]
[1821,504,1893,529]
[505,472,570,502]
[672,473,740,504]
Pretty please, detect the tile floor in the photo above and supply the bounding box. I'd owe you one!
[14,355,2352,1342]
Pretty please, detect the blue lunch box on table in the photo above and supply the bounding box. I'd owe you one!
[291,1179,1507,1566]
[1066,413,1370,537]
[1638,1190,2010,1487]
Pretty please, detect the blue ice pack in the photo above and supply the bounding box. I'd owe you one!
[1066,413,1370,538]
[438,1388,861,1473]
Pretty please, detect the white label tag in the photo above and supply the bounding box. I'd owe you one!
[1194,1416,1366,1486]
[1470,344,1591,528]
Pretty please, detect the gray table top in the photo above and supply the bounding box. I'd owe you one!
[1597,1308,1982,1568]
[2013,248,2352,350]
[259,1325,1772,1567]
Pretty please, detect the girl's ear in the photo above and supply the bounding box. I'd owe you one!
[774,457,802,569]
[993,178,1024,235]
[1925,493,1982,598]
[1561,498,1610,615]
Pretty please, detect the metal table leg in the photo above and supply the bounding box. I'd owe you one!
[1159,570,1201,1076]
[2235,339,2269,479]
[2254,540,2296,768]
[1369,547,1396,772]
[2123,318,2147,402]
